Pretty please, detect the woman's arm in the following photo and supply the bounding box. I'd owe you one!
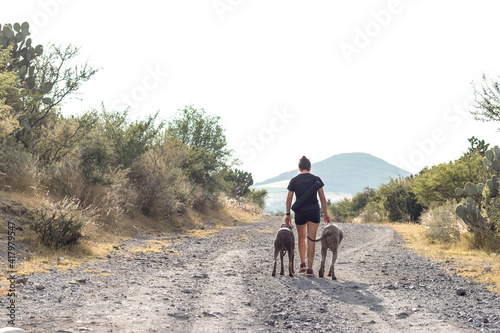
[318,187,331,224]
[285,190,294,226]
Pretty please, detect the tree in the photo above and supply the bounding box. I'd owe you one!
[31,110,98,165]
[247,188,267,209]
[78,107,164,184]
[167,105,232,192]
[471,74,500,127]
[351,186,377,213]
[224,169,254,197]
[328,197,354,222]
[99,107,164,169]
[11,44,98,152]
[466,136,490,157]
[412,152,489,207]
[378,178,422,222]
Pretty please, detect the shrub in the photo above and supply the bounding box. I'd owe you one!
[354,204,382,224]
[246,188,267,210]
[130,142,188,218]
[420,202,466,244]
[270,210,285,217]
[224,169,253,198]
[379,178,423,222]
[28,198,95,248]
[42,155,86,199]
[79,168,135,223]
[167,105,231,193]
[42,156,134,224]
[328,197,355,222]
[0,143,39,193]
[190,184,219,211]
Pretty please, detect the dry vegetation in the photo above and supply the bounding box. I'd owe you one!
[389,222,500,293]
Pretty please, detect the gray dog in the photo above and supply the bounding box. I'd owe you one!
[307,223,343,280]
[272,223,295,277]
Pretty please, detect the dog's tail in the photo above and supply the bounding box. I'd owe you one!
[307,235,323,242]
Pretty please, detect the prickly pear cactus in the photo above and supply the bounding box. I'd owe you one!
[483,145,500,175]
[0,22,49,93]
[456,183,486,231]
[456,146,500,233]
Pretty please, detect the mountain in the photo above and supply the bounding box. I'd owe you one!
[254,153,411,213]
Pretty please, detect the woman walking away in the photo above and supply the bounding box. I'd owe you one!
[285,156,331,276]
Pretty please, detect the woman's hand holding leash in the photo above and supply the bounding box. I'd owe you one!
[285,214,293,229]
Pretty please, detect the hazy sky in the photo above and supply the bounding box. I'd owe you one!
[3,1,500,182]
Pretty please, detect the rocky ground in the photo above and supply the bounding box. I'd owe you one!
[1,216,500,332]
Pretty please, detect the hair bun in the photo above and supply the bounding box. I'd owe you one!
[298,156,311,170]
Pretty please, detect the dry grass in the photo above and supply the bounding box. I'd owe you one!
[257,228,275,234]
[388,222,500,292]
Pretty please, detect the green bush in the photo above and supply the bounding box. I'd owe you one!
[329,197,355,222]
[130,141,188,218]
[270,210,285,217]
[0,143,39,193]
[28,198,94,248]
[224,169,253,198]
[167,105,232,193]
[42,155,86,199]
[354,204,382,224]
[378,178,422,222]
[413,152,488,207]
[246,188,267,210]
[420,202,466,244]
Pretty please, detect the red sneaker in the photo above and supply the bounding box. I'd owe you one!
[306,268,315,277]
[299,262,307,273]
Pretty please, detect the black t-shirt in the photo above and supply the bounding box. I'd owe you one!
[287,173,324,212]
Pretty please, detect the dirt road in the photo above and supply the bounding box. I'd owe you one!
[3,216,500,332]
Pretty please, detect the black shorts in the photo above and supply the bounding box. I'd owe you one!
[295,209,320,226]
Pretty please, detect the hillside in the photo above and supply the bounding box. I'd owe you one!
[254,152,411,212]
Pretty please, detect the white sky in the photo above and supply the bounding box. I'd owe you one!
[3,0,500,182]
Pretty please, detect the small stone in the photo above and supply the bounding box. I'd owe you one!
[16,277,29,285]
[456,288,467,296]
[173,312,189,319]
[35,284,46,290]
[192,273,209,279]
[113,245,120,250]
[396,312,409,319]
[383,283,397,290]
[57,257,66,262]
[265,320,275,327]
[484,267,492,272]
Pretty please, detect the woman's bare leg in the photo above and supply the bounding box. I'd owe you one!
[296,224,306,265]
[306,221,319,269]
